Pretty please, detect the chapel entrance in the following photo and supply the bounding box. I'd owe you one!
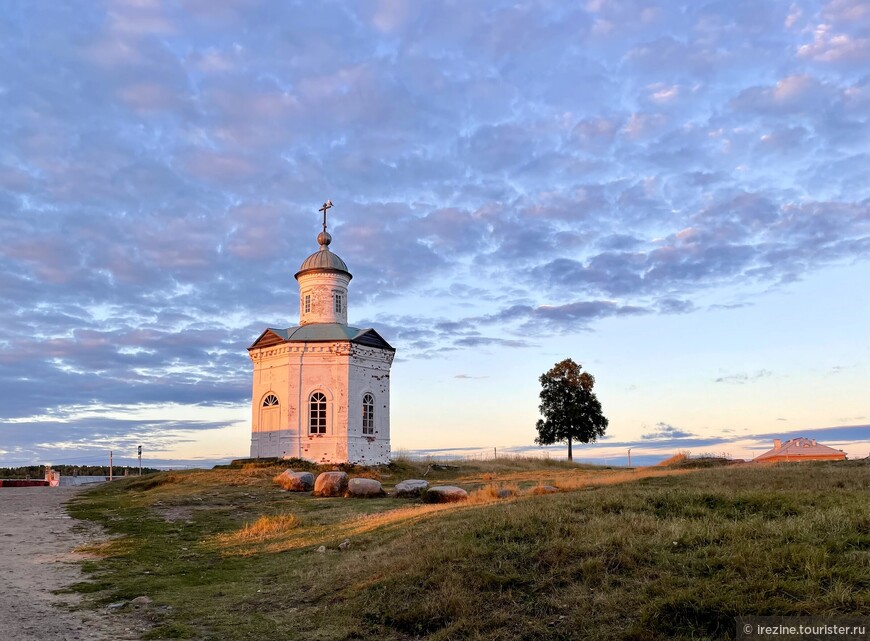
[260,394,280,449]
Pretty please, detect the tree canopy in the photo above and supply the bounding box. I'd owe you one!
[535,358,608,461]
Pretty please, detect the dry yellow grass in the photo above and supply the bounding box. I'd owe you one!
[209,502,464,555]
[456,464,692,494]
[219,513,301,544]
[657,451,690,466]
[549,466,693,489]
[210,467,694,556]
[468,482,521,503]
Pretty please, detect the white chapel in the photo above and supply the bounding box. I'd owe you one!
[247,202,395,464]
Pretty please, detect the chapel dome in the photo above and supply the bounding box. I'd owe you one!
[294,202,352,281]
[294,245,352,280]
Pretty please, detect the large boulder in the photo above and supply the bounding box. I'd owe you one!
[394,479,429,498]
[346,477,385,498]
[277,470,315,492]
[313,471,349,497]
[423,485,468,504]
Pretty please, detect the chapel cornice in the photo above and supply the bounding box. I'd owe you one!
[249,341,357,362]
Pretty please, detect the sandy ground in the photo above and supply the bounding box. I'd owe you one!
[0,487,142,641]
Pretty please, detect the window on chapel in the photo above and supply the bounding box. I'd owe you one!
[362,393,374,435]
[334,293,342,314]
[262,394,279,407]
[304,294,311,313]
[309,392,327,434]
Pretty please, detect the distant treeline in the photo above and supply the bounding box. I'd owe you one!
[0,464,162,479]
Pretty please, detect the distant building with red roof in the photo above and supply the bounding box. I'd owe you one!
[754,437,846,463]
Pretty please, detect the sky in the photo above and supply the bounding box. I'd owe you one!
[0,0,868,469]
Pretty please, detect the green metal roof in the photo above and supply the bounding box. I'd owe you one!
[249,323,395,351]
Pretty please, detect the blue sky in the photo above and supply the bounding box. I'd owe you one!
[0,0,868,468]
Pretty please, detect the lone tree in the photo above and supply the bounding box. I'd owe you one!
[535,358,608,461]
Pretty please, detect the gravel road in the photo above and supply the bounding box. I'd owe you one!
[0,487,141,641]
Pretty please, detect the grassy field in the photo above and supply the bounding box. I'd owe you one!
[66,458,869,641]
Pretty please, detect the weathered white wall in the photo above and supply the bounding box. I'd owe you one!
[249,340,393,464]
[297,272,350,325]
[347,345,393,465]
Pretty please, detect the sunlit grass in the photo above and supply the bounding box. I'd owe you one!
[658,451,690,466]
[229,513,301,542]
[210,503,466,555]
[210,466,694,555]
[67,459,869,641]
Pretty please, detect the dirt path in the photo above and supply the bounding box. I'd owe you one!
[0,487,140,641]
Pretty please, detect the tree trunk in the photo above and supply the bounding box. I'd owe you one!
[567,436,573,461]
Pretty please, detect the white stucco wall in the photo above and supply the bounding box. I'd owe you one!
[347,345,393,465]
[249,340,393,464]
[296,272,350,325]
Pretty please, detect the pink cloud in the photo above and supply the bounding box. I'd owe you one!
[797,24,869,64]
[620,113,667,140]
[730,75,833,114]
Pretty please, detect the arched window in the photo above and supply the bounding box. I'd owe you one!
[309,392,327,434]
[362,393,374,435]
[262,394,279,407]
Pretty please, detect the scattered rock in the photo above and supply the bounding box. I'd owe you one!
[277,469,315,492]
[393,479,429,498]
[532,485,559,495]
[346,477,384,497]
[130,596,152,607]
[313,471,349,497]
[497,488,516,499]
[106,601,127,611]
[423,485,468,503]
[316,545,326,553]
[338,539,350,551]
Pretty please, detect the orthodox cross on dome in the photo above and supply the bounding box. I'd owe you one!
[318,199,333,234]
[316,200,334,249]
